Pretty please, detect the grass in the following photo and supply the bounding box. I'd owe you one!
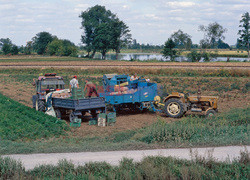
[1,151,249,179]
[140,108,249,146]
[0,93,69,141]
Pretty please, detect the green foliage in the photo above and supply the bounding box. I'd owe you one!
[0,93,69,141]
[171,29,192,50]
[187,50,202,62]
[11,45,19,55]
[1,153,249,179]
[162,38,177,61]
[80,5,131,59]
[0,157,24,179]
[32,31,54,55]
[2,43,12,55]
[140,108,249,145]
[199,22,227,48]
[238,12,250,59]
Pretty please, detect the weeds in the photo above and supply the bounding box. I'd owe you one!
[0,153,249,179]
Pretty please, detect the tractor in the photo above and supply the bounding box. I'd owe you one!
[32,73,65,112]
[154,92,218,118]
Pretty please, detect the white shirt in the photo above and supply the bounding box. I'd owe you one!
[70,78,78,88]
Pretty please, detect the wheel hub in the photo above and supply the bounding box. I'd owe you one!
[167,102,180,115]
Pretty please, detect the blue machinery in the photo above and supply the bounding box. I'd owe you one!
[100,74,158,112]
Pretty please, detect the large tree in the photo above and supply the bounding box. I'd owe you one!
[198,22,227,49]
[111,18,132,59]
[238,12,250,61]
[79,5,131,59]
[170,29,192,50]
[32,32,54,55]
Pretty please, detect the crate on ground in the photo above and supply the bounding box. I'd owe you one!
[70,118,81,127]
[107,112,116,126]
[72,118,82,123]
[98,113,106,127]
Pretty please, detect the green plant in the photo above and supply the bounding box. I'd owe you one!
[0,93,69,141]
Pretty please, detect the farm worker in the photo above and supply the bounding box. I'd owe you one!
[69,75,79,90]
[130,73,138,81]
[84,79,99,98]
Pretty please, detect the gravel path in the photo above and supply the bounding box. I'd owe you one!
[3,146,249,170]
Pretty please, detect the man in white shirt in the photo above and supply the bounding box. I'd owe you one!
[69,75,79,90]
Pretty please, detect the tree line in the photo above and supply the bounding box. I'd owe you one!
[0,32,77,56]
[0,5,249,61]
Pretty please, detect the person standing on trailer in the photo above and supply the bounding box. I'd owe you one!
[84,79,99,97]
[69,75,79,90]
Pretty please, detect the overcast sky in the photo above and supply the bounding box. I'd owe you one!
[0,0,249,46]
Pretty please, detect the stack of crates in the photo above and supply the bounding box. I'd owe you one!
[107,112,116,126]
[70,118,82,127]
[98,113,106,127]
[71,87,85,99]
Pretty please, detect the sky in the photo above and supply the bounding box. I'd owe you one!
[0,0,249,46]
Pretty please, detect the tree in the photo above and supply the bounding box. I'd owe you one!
[238,12,250,61]
[79,5,131,59]
[2,43,12,55]
[11,45,19,55]
[0,38,12,49]
[170,29,192,50]
[111,18,132,59]
[47,38,77,56]
[162,38,177,61]
[24,41,33,55]
[32,32,54,55]
[217,39,230,49]
[199,22,227,48]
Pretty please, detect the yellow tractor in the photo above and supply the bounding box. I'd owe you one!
[154,92,218,118]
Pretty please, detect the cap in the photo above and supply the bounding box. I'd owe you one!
[73,75,77,78]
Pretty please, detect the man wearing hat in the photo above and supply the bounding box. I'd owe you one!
[69,75,79,90]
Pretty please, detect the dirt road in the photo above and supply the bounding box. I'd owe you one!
[3,146,249,170]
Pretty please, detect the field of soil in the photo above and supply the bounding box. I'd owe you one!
[0,60,250,69]
[0,65,249,138]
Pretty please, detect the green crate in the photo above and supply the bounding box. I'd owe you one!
[70,122,81,127]
[71,87,85,99]
[107,112,116,123]
[73,118,82,123]
[89,120,97,125]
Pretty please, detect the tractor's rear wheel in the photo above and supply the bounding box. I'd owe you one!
[205,109,217,118]
[165,98,184,118]
[55,109,62,119]
[35,100,45,112]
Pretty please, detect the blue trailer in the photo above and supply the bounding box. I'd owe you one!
[100,74,157,111]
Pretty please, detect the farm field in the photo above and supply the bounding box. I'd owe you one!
[0,61,249,154]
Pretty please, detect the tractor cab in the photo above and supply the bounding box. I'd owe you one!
[32,73,65,111]
[35,73,65,94]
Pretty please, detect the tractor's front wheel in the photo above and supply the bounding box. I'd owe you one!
[35,99,45,112]
[165,98,185,118]
[205,109,217,118]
